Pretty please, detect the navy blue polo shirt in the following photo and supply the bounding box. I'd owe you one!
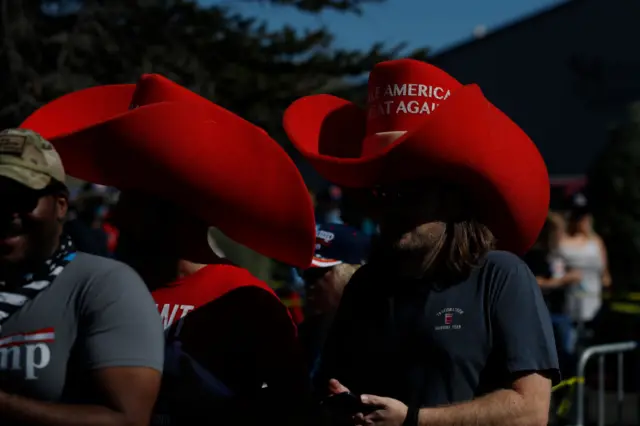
[314,251,559,407]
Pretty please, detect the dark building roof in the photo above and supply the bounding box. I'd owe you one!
[430,0,579,62]
[335,1,582,105]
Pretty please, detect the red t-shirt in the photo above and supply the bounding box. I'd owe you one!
[151,263,309,425]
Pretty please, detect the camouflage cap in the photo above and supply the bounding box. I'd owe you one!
[0,128,65,190]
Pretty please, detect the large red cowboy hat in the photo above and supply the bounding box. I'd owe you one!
[283,59,549,254]
[20,74,315,268]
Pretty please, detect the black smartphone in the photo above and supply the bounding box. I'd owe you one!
[320,392,377,416]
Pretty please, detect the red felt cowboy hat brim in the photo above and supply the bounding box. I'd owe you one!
[21,87,315,268]
[284,84,550,254]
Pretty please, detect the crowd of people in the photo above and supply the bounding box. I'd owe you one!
[524,193,612,376]
[0,59,596,426]
[69,179,613,386]
[62,183,374,385]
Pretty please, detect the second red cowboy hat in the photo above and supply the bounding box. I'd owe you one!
[20,75,315,268]
[283,59,549,254]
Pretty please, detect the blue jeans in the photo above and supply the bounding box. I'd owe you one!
[550,313,576,355]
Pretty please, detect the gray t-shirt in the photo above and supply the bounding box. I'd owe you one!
[317,251,559,407]
[0,253,164,403]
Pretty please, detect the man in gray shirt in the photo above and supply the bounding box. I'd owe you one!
[0,129,164,426]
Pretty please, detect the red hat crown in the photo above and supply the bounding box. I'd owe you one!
[130,75,212,110]
[130,74,270,135]
[362,59,462,156]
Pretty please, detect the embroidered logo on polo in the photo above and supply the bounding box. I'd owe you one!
[434,308,464,331]
[0,328,54,380]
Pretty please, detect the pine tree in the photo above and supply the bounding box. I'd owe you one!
[0,0,428,139]
[587,102,640,292]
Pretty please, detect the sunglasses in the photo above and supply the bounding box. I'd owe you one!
[0,185,60,216]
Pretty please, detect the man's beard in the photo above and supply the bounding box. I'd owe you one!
[380,221,446,253]
[369,224,447,279]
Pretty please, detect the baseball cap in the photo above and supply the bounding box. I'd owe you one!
[0,128,65,190]
[311,223,370,268]
[567,191,590,219]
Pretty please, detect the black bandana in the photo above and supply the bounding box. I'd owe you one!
[0,234,76,328]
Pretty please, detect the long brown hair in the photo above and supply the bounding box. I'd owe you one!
[435,218,496,281]
[367,183,497,282]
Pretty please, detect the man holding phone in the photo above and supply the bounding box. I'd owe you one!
[284,59,558,426]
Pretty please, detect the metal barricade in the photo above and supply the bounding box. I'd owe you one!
[573,341,638,426]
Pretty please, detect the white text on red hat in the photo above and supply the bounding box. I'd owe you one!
[368,83,452,119]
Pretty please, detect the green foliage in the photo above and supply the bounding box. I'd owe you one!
[0,0,428,146]
[0,0,430,274]
[588,102,640,292]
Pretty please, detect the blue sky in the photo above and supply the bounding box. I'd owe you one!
[204,0,566,54]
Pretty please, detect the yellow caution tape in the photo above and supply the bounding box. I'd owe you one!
[552,376,584,392]
[602,292,640,302]
[609,302,640,315]
[551,376,584,418]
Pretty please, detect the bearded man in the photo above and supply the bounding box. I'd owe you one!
[284,59,557,426]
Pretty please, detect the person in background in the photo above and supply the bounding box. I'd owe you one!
[0,129,163,426]
[523,212,581,373]
[558,192,611,340]
[283,287,305,325]
[298,223,371,378]
[101,209,120,255]
[64,188,110,257]
[21,73,316,426]
[272,261,306,325]
[315,185,343,225]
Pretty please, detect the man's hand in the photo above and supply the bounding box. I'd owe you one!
[329,378,350,395]
[355,395,408,426]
